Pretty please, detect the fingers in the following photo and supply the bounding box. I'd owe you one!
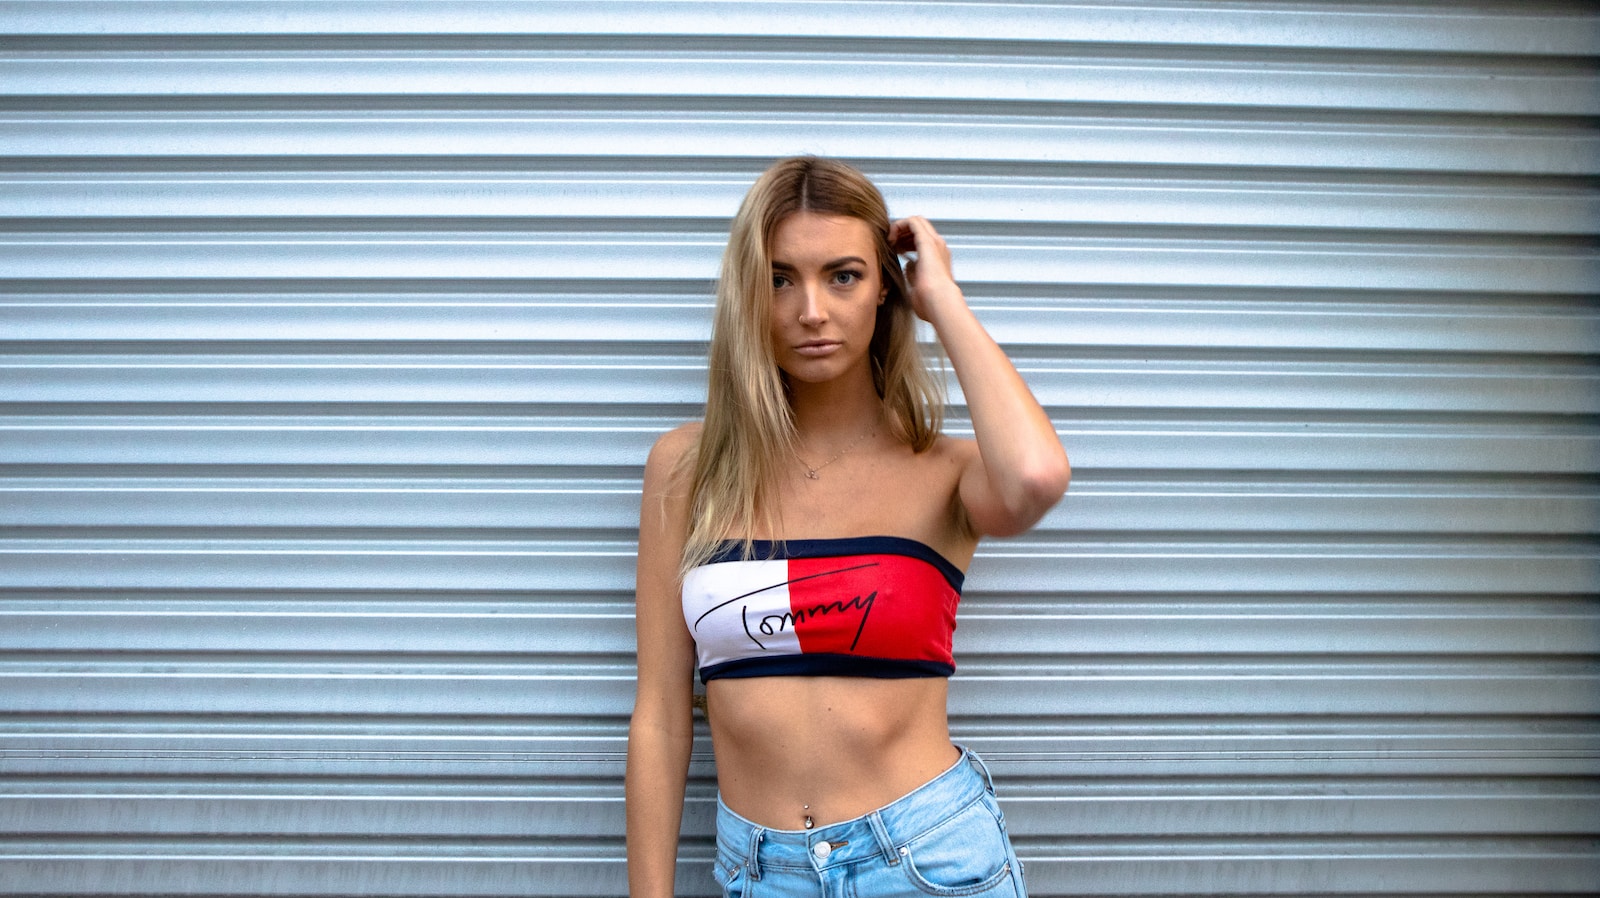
[887,218,916,255]
[892,216,950,257]
[889,215,939,255]
[890,216,953,285]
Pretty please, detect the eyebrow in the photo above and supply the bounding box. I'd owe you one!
[770,255,870,271]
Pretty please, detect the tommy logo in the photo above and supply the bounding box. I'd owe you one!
[745,589,878,650]
[692,562,881,653]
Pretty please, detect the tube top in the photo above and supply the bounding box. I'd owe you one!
[681,535,964,682]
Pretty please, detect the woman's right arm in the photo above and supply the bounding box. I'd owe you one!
[626,425,700,898]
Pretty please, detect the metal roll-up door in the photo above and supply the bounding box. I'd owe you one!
[1,3,1595,896]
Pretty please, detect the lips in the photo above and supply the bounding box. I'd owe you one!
[793,340,842,357]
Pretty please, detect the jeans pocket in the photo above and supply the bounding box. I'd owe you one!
[899,796,1016,897]
[712,850,747,898]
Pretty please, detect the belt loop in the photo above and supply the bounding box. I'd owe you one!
[745,827,765,881]
[965,747,998,796]
[867,811,900,866]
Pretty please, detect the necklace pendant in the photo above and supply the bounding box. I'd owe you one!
[795,420,878,482]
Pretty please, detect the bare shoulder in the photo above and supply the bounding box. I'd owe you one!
[643,422,701,486]
[640,422,700,538]
[650,420,701,461]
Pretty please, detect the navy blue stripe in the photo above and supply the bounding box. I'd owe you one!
[701,653,955,682]
[704,535,964,591]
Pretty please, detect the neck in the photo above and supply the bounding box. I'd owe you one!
[787,370,883,440]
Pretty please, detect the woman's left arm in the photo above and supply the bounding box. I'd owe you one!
[891,215,1071,536]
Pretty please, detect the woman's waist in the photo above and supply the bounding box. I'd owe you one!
[706,675,948,745]
[707,677,954,829]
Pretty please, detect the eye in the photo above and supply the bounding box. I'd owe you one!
[771,273,791,289]
[831,270,862,286]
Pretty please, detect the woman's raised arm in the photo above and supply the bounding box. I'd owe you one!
[890,215,1071,536]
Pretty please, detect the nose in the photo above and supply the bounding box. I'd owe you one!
[798,283,827,326]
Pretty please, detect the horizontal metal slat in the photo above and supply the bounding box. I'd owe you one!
[4,110,1593,175]
[969,543,1598,595]
[3,850,1596,898]
[0,664,1593,717]
[957,607,1600,657]
[2,722,1594,777]
[0,477,641,529]
[0,603,641,654]
[0,853,642,898]
[975,295,1600,353]
[2,597,1593,656]
[0,352,707,406]
[5,781,1593,837]
[4,417,1595,474]
[3,352,1591,415]
[946,668,1600,717]
[3,229,1593,292]
[0,536,1593,593]
[3,474,1591,535]
[5,291,1595,355]
[5,49,1593,116]
[4,170,1595,234]
[0,669,636,717]
[0,294,722,344]
[1016,846,1600,898]
[6,2,1595,55]
[1039,478,1599,535]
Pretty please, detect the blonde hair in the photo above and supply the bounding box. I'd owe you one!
[679,156,944,576]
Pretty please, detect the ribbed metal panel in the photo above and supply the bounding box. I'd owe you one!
[1,2,1596,896]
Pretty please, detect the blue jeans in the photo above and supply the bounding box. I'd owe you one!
[713,748,1027,898]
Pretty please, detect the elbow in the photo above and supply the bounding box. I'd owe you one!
[1036,452,1072,503]
[1018,448,1071,512]
[991,454,1071,536]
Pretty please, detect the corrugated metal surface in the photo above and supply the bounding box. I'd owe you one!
[1,2,1597,895]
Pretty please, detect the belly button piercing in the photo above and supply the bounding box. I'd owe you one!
[803,804,814,830]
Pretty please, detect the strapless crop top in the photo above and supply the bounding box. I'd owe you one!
[680,535,964,682]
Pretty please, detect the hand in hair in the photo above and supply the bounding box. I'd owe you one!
[888,215,962,323]
[890,214,1070,536]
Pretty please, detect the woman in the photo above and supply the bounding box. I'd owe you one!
[627,156,1069,898]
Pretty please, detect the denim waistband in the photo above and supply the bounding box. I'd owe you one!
[714,746,997,879]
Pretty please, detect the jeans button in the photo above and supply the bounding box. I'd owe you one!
[812,840,832,859]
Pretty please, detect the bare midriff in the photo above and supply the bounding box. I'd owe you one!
[706,675,961,831]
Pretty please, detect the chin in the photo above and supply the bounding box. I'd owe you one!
[776,351,872,389]
[780,360,846,384]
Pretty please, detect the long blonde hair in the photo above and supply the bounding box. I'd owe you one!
[678,156,944,575]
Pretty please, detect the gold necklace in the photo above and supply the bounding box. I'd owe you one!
[795,423,878,480]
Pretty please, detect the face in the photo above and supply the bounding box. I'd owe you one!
[767,211,887,387]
